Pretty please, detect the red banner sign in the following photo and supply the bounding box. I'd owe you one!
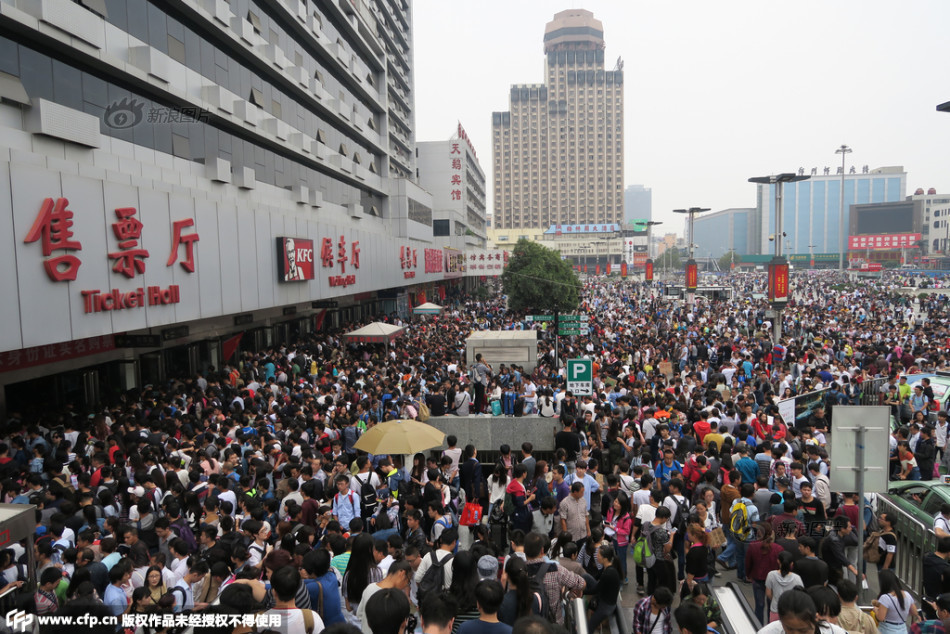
[848,233,921,250]
[0,335,115,374]
[606,261,612,275]
[645,260,653,281]
[621,262,628,278]
[685,261,698,290]
[768,260,790,303]
[277,237,315,282]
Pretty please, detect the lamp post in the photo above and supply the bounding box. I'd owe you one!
[645,221,662,282]
[836,144,853,271]
[808,244,816,269]
[749,174,809,344]
[673,208,710,308]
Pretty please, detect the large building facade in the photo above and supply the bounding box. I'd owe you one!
[756,165,906,256]
[692,208,757,259]
[491,9,624,232]
[0,0,504,415]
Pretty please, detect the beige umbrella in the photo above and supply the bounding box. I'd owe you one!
[353,419,445,455]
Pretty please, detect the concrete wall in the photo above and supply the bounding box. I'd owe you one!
[465,331,539,373]
[426,415,560,451]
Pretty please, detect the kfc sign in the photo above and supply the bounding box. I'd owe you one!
[277,237,315,282]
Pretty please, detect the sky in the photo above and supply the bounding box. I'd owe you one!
[412,0,950,237]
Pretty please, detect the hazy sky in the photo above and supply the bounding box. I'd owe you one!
[412,0,950,236]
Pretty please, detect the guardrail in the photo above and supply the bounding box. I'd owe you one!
[858,377,888,405]
[877,494,936,595]
[571,597,589,634]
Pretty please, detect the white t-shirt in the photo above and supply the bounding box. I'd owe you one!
[757,619,847,634]
[263,607,324,634]
[357,583,382,634]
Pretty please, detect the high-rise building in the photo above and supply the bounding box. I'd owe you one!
[491,9,624,232]
[417,123,488,247]
[624,185,652,224]
[909,188,950,254]
[755,165,906,256]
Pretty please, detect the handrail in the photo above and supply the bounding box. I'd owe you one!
[713,582,760,634]
[877,493,936,598]
[612,595,631,634]
[571,597,589,634]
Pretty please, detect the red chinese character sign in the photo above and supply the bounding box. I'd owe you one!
[167,219,199,272]
[276,237,315,282]
[109,207,149,278]
[621,262,628,278]
[685,260,698,290]
[24,197,82,281]
[848,233,921,250]
[606,261,611,276]
[768,259,789,304]
[645,259,654,281]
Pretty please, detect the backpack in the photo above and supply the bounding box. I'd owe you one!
[171,517,198,554]
[503,492,516,517]
[527,562,555,621]
[730,499,752,542]
[863,531,894,564]
[671,494,691,533]
[632,533,656,568]
[355,473,378,519]
[417,551,454,605]
[418,401,431,422]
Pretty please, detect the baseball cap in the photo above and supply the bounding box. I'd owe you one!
[128,486,146,497]
[477,555,499,581]
[776,476,790,486]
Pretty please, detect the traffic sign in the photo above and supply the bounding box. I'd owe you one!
[559,314,589,323]
[558,328,589,336]
[526,315,554,322]
[566,358,593,396]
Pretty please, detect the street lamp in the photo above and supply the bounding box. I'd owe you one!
[673,208,710,307]
[645,221,663,282]
[808,244,816,269]
[749,174,809,344]
[836,144,853,271]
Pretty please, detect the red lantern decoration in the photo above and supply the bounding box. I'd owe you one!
[645,259,653,281]
[621,262,628,278]
[768,258,789,304]
[685,260,698,290]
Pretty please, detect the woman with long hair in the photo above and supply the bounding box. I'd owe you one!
[409,452,426,497]
[587,545,622,631]
[447,551,480,629]
[683,523,709,599]
[745,522,784,625]
[487,463,508,520]
[342,533,383,627]
[606,492,633,584]
[499,556,543,625]
[765,551,802,622]
[689,583,723,631]
[874,569,918,634]
[144,565,166,604]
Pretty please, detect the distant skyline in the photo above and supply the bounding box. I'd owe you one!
[413,0,950,237]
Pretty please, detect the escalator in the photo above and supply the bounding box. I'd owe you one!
[714,582,761,634]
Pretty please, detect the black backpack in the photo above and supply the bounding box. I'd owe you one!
[527,562,556,621]
[672,494,691,533]
[354,473,378,519]
[417,551,454,605]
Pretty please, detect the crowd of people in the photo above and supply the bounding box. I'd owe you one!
[2,270,950,634]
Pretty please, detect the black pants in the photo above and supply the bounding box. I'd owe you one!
[474,382,486,413]
[652,560,676,595]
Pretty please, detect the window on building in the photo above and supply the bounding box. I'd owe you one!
[247,10,262,34]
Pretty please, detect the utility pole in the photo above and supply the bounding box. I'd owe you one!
[673,208,710,308]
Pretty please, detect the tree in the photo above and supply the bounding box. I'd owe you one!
[718,250,740,271]
[501,238,581,313]
[658,246,682,271]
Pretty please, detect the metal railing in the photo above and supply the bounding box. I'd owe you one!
[877,494,936,595]
[571,597,589,634]
[859,377,889,405]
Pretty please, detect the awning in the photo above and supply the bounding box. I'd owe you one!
[412,302,443,315]
[343,321,406,344]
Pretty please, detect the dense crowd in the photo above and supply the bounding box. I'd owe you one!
[4,270,950,634]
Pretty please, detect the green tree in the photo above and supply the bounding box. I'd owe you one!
[658,247,682,271]
[718,250,740,270]
[501,238,581,313]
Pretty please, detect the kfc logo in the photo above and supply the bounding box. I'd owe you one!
[277,237,315,282]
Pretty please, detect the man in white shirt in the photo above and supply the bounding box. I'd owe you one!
[264,566,323,634]
[171,560,209,613]
[413,529,457,591]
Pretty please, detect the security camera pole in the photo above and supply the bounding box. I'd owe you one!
[748,173,809,344]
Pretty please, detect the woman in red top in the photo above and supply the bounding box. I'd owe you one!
[744,522,784,626]
[606,492,633,584]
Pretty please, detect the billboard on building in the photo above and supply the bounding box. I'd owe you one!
[276,237,315,282]
[848,233,920,250]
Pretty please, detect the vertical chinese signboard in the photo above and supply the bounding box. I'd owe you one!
[621,262,628,278]
[768,258,789,304]
[685,260,698,290]
[645,259,654,281]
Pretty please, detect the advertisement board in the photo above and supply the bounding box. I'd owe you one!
[276,237,315,282]
[848,233,921,250]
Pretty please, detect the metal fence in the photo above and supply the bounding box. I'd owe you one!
[858,377,889,406]
[877,494,936,596]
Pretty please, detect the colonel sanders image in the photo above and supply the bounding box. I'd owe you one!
[284,238,303,281]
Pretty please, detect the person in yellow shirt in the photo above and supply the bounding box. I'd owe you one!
[898,375,912,403]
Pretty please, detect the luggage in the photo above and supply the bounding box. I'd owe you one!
[491,400,502,416]
[513,398,525,417]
